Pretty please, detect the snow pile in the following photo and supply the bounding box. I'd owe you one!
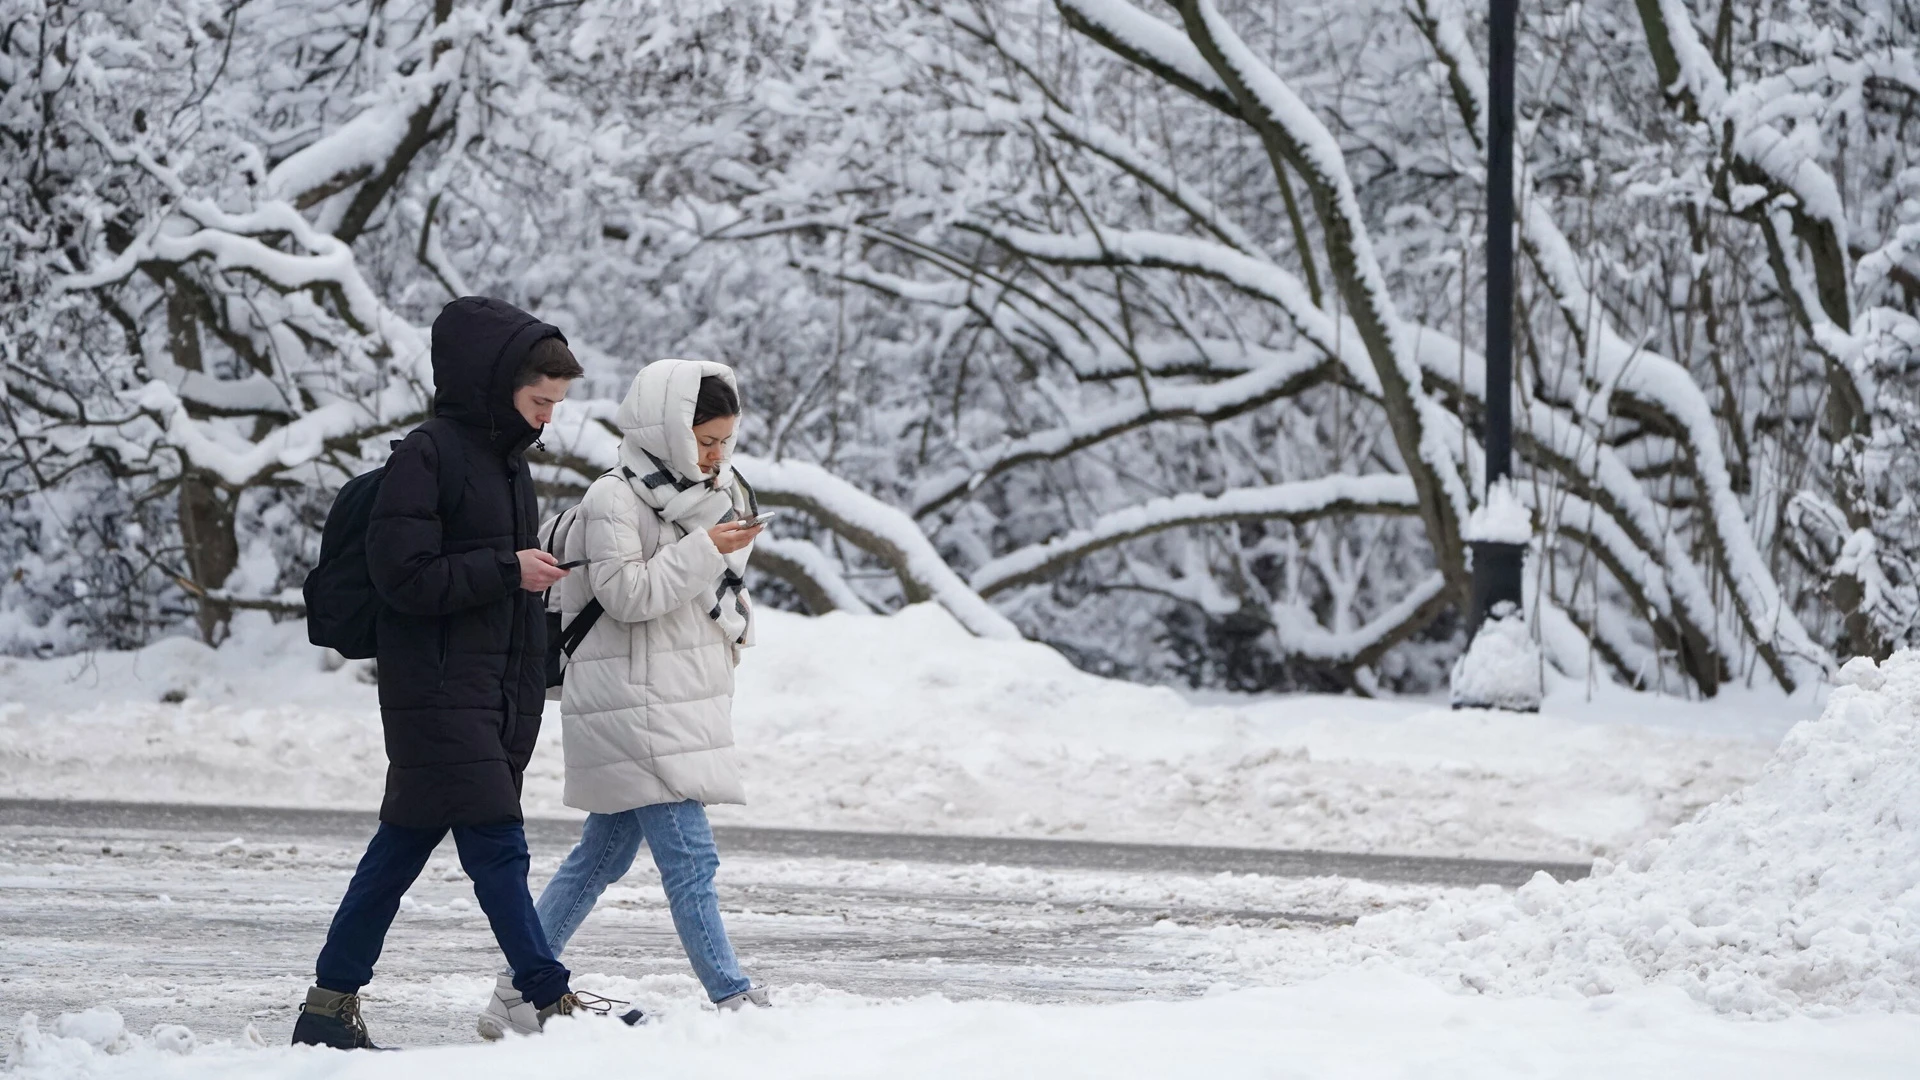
[1448,603,1544,711]
[0,625,389,810]
[6,1009,200,1075]
[1372,652,1920,1016]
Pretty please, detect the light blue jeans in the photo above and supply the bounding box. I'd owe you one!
[510,800,751,1002]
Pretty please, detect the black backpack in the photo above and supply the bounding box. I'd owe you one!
[304,419,469,659]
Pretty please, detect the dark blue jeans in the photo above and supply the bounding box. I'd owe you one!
[315,821,570,1009]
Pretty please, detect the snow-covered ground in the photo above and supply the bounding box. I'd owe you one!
[14,973,1920,1080]
[15,606,1920,1078]
[0,604,1809,860]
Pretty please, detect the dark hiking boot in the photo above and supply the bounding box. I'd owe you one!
[291,986,386,1050]
[716,986,771,1011]
[535,991,644,1031]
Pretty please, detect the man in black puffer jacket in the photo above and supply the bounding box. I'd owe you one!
[293,298,615,1049]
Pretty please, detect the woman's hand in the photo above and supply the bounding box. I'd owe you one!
[708,521,763,554]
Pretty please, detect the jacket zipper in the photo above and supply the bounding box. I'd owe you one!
[501,465,522,743]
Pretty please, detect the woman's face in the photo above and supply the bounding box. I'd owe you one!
[691,413,737,476]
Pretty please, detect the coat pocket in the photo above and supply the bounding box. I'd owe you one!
[628,620,648,690]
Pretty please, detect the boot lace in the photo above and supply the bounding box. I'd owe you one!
[300,993,370,1043]
[552,991,628,1017]
[336,995,369,1038]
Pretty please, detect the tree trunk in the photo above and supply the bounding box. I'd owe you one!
[165,280,239,644]
[178,471,240,644]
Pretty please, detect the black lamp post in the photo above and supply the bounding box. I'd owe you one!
[1468,0,1525,635]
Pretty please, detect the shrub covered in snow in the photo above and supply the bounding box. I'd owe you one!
[1374,651,1920,1016]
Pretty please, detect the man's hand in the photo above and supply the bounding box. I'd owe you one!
[707,521,763,555]
[517,549,569,591]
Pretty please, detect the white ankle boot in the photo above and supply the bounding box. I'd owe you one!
[715,985,771,1011]
[476,974,542,1040]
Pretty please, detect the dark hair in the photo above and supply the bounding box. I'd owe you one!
[692,375,740,426]
[515,336,584,388]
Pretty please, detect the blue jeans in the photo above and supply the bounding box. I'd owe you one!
[515,801,750,1002]
[317,822,570,1009]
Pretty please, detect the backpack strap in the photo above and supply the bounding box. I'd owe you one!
[551,469,622,657]
[558,598,604,657]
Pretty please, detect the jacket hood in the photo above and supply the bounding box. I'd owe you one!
[430,296,565,454]
[615,358,741,485]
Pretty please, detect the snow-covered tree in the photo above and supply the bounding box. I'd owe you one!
[3,0,1914,701]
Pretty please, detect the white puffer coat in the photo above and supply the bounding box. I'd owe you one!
[553,359,752,812]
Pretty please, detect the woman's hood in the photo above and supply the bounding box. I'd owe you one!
[615,358,740,484]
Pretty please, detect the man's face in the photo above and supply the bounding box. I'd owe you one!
[514,376,572,429]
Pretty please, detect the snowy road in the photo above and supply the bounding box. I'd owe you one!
[0,799,1579,1049]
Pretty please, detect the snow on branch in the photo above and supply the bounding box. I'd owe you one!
[269,104,427,208]
[971,474,1419,597]
[1412,0,1827,690]
[750,535,874,617]
[1148,0,1471,591]
[975,224,1371,388]
[1032,104,1263,256]
[1521,194,1828,687]
[1053,0,1238,114]
[939,19,1260,259]
[1635,0,1866,391]
[1529,483,1713,687]
[912,344,1330,518]
[739,456,1021,639]
[128,384,373,489]
[1523,557,1661,691]
[257,4,498,242]
[46,144,435,487]
[1642,0,1849,245]
[823,255,1281,384]
[539,403,1016,639]
[1271,571,1448,667]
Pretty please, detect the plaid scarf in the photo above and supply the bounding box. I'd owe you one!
[623,450,755,646]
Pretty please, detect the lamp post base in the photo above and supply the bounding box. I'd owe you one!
[1467,539,1525,633]
[1451,540,1541,711]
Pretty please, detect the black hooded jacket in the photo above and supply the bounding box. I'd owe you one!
[367,297,562,828]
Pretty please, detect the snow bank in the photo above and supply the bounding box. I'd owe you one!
[1370,652,1920,1016]
[0,606,1797,859]
[10,970,1920,1080]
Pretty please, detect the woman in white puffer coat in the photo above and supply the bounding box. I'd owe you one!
[478,359,768,1039]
